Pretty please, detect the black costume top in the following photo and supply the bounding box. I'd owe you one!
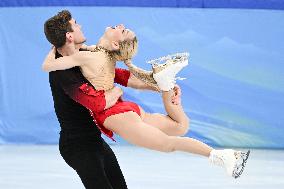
[48,51,130,136]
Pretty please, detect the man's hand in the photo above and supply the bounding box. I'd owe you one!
[113,86,123,97]
[104,86,123,109]
[171,84,181,105]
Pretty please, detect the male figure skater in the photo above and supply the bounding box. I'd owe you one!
[43,10,163,189]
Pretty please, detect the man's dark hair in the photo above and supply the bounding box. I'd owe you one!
[44,10,73,48]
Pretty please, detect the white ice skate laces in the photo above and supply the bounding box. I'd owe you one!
[148,52,189,91]
[147,52,189,66]
[209,149,250,179]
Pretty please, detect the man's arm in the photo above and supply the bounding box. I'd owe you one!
[58,69,122,113]
[71,83,123,111]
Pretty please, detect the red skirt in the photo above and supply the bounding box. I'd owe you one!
[89,99,141,141]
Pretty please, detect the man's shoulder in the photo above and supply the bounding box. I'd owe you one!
[49,67,80,76]
[49,67,87,86]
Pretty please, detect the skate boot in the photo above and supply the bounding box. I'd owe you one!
[148,52,189,91]
[209,149,250,179]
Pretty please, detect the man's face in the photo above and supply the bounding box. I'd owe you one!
[68,18,86,45]
[103,24,136,46]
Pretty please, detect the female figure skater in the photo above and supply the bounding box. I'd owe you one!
[43,24,249,179]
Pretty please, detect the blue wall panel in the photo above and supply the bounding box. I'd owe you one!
[0,6,283,148]
[1,0,284,10]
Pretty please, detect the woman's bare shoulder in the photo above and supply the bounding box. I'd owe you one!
[71,51,107,62]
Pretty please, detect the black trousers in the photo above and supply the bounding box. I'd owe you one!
[59,130,128,189]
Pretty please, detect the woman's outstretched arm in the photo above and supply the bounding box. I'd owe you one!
[123,59,160,92]
[42,48,97,72]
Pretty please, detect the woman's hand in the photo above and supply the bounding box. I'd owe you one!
[171,84,181,105]
[124,59,132,66]
[42,47,56,71]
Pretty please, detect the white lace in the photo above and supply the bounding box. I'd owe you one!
[175,76,186,81]
[147,52,189,65]
[210,153,224,167]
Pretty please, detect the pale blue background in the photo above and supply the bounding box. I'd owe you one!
[0,6,283,148]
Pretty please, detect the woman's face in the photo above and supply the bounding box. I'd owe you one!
[104,24,136,43]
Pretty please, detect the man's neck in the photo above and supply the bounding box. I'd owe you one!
[57,43,79,56]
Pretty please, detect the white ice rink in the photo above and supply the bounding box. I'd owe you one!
[0,145,283,189]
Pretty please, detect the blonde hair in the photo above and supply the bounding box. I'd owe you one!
[110,37,138,61]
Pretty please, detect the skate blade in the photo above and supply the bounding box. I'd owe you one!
[232,150,250,179]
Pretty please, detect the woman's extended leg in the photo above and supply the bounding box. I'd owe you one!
[103,111,250,178]
[104,111,212,157]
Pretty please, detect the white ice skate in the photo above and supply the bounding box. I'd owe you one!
[148,52,189,91]
[209,149,250,178]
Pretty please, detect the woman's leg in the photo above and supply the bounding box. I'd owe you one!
[104,111,212,157]
[139,87,190,136]
[104,112,249,178]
